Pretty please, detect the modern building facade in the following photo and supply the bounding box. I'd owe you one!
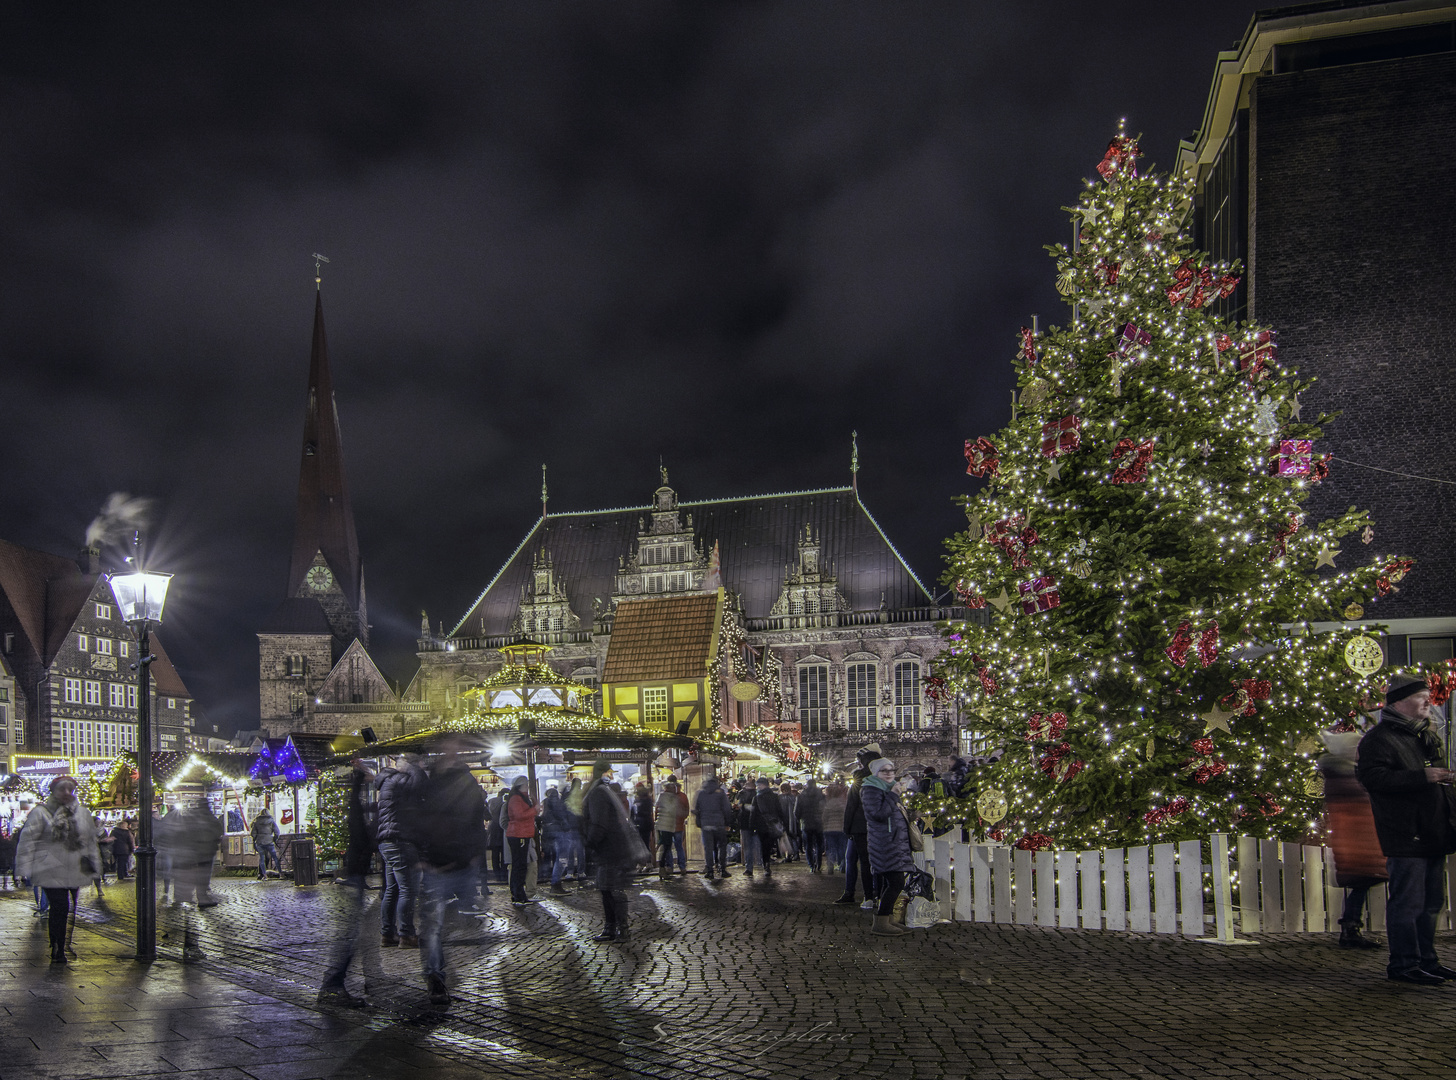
[1179,0,1456,663]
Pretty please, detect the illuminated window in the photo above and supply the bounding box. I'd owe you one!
[798,665,830,733]
[846,663,877,732]
[127,685,138,709]
[894,662,921,730]
[642,687,668,726]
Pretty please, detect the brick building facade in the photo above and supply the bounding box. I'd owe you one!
[1179,1,1456,664]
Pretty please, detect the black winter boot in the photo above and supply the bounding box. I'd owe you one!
[1339,923,1381,949]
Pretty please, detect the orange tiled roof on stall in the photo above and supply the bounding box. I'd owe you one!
[602,592,723,684]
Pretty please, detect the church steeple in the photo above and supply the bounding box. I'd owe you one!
[285,291,364,641]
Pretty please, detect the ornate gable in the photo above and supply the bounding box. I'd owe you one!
[611,472,709,603]
[509,548,582,641]
[769,524,849,623]
[317,639,396,706]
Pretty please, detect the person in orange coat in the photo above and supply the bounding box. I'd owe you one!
[504,775,538,905]
[1320,727,1386,949]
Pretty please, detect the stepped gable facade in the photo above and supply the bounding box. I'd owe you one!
[411,476,973,767]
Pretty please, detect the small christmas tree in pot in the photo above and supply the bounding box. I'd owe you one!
[929,130,1411,851]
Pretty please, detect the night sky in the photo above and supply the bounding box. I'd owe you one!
[0,3,1263,734]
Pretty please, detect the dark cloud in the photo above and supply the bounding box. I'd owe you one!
[0,2,1259,731]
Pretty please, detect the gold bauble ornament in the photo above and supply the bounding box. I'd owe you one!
[1019,378,1051,410]
[1344,635,1385,677]
[1343,602,1365,621]
[976,787,1008,825]
[1303,775,1325,797]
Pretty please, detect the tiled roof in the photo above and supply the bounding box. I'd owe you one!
[452,487,934,637]
[602,592,722,684]
[0,539,87,663]
[149,636,192,699]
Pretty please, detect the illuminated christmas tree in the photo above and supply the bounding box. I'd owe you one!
[933,130,1411,850]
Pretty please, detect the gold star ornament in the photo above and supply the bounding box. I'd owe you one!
[1201,704,1236,734]
[1314,545,1340,569]
[987,588,1014,613]
[1045,458,1063,481]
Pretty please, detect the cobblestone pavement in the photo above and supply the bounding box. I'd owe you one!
[2,865,1454,1079]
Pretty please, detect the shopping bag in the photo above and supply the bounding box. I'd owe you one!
[905,896,939,928]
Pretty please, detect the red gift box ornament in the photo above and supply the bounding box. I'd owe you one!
[1110,437,1155,483]
[1095,134,1140,183]
[1040,415,1081,458]
[1018,575,1060,614]
[1017,326,1039,368]
[1239,330,1276,382]
[1275,439,1315,477]
[1116,322,1152,360]
[964,437,999,477]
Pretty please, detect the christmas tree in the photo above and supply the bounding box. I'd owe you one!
[928,130,1411,850]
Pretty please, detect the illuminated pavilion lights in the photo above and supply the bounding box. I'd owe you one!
[927,137,1402,850]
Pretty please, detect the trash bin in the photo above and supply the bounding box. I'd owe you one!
[291,837,318,887]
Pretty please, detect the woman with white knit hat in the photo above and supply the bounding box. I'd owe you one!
[860,757,915,936]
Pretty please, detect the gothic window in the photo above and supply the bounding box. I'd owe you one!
[290,691,306,714]
[798,665,830,733]
[642,686,668,726]
[846,663,877,732]
[894,662,921,730]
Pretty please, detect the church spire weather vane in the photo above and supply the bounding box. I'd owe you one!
[313,252,330,289]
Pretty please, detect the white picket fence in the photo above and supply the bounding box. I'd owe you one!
[913,834,1456,938]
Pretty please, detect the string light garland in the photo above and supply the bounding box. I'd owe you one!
[938,127,1412,850]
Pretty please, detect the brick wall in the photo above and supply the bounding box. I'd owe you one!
[257,632,333,729]
[1251,52,1456,618]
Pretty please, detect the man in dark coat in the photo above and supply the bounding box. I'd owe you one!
[318,761,376,1008]
[797,778,826,873]
[748,777,785,881]
[375,756,425,947]
[1357,674,1456,985]
[693,776,733,879]
[582,760,643,941]
[416,743,486,1006]
[834,743,881,906]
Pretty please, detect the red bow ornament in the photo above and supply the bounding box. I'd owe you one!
[1268,512,1304,561]
[1376,557,1415,597]
[1239,330,1276,382]
[1166,259,1240,309]
[1040,415,1081,458]
[970,655,998,697]
[1018,326,1039,368]
[986,515,1040,570]
[964,437,999,477]
[1220,678,1272,718]
[1097,259,1121,286]
[923,675,949,703]
[1095,135,1141,183]
[953,581,988,609]
[1143,796,1191,826]
[1037,742,1083,783]
[1110,437,1155,483]
[1025,711,1069,742]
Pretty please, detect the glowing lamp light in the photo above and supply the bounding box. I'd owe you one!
[491,741,512,759]
[110,570,172,624]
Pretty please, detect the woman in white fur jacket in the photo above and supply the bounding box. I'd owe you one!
[16,776,101,963]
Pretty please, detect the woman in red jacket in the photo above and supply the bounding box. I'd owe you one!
[505,776,538,905]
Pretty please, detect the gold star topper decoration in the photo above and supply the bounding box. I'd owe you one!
[987,588,1014,613]
[1201,704,1236,734]
[1314,544,1340,569]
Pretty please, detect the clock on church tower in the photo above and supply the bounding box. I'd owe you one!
[306,565,334,592]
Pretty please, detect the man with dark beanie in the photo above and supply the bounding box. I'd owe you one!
[1357,674,1456,985]
[582,759,644,942]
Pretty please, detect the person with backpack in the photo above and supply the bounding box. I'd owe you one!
[582,760,646,942]
[250,807,281,880]
[504,775,538,905]
[375,754,426,948]
[797,777,826,873]
[416,741,486,1007]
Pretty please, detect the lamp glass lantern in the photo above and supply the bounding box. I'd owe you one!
[110,571,172,624]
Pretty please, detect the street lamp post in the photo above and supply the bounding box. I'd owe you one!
[110,568,171,964]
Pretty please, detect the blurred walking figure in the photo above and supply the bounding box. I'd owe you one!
[749,777,785,881]
[693,775,732,879]
[630,783,655,870]
[654,779,688,879]
[15,777,101,963]
[737,784,761,876]
[861,758,915,936]
[780,782,801,861]
[1356,675,1456,985]
[485,787,506,882]
[318,760,376,1008]
[505,775,538,905]
[798,777,826,873]
[250,807,281,880]
[167,801,224,908]
[375,754,426,948]
[823,779,848,875]
[582,761,647,942]
[835,746,880,908]
[110,819,135,881]
[1319,727,1385,949]
[416,741,486,1007]
[543,782,583,895]
[0,827,16,890]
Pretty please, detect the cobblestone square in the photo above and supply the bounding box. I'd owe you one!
[2,866,1451,1079]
